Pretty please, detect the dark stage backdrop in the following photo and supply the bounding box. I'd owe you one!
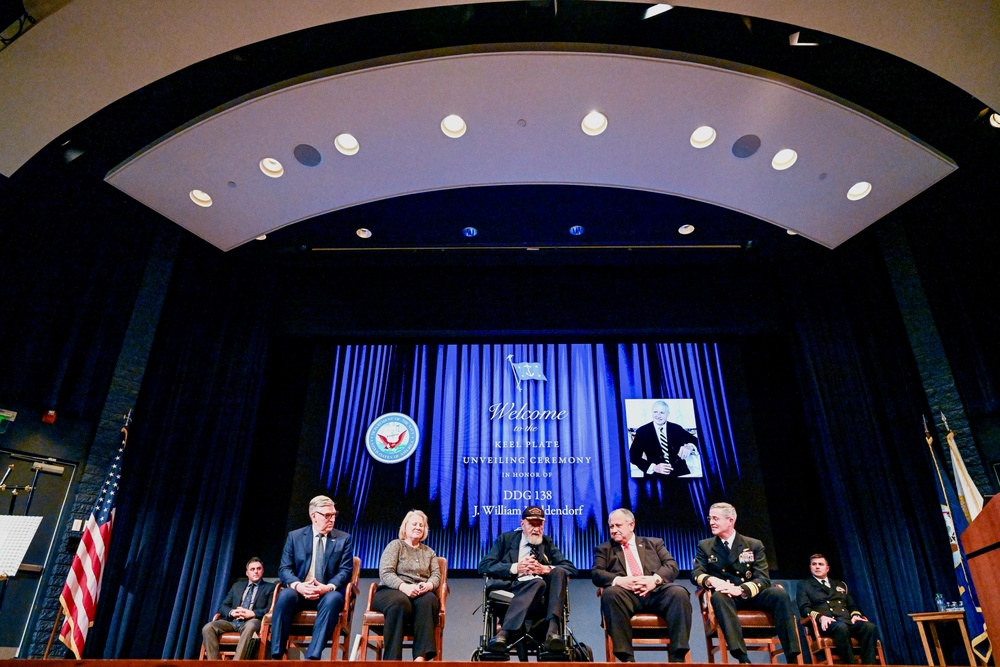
[284,341,772,571]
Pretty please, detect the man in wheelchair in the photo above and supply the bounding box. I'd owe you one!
[477,506,578,655]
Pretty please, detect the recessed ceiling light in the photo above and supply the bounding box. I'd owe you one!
[643,4,673,19]
[256,234,267,241]
[690,126,716,148]
[569,225,584,236]
[581,111,608,136]
[847,181,872,201]
[259,157,284,178]
[771,148,798,170]
[786,229,798,236]
[335,133,359,155]
[356,228,372,239]
[463,227,478,238]
[678,224,695,235]
[441,114,467,138]
[189,189,212,207]
[990,112,1000,128]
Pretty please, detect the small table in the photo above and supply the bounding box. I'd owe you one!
[909,610,977,666]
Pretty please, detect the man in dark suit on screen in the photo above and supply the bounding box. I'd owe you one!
[629,400,699,478]
[797,554,880,664]
[691,502,799,664]
[478,505,578,654]
[270,495,354,659]
[201,556,276,660]
[592,508,692,662]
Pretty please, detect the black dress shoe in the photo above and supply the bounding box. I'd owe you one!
[614,652,636,662]
[731,651,751,664]
[486,631,509,653]
[545,633,566,652]
[669,650,690,663]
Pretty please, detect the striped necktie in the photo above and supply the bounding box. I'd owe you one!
[657,426,670,459]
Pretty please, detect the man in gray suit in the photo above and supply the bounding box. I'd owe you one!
[592,508,692,662]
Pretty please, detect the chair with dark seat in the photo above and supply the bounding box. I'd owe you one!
[801,615,886,665]
[699,584,804,664]
[258,556,361,660]
[595,587,691,662]
[199,580,280,660]
[358,556,449,660]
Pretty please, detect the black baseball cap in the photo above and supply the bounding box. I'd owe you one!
[522,506,545,521]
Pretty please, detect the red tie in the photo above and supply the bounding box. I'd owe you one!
[624,543,643,576]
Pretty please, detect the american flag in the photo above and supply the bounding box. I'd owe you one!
[58,417,129,659]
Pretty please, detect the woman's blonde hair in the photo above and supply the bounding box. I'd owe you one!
[398,509,430,541]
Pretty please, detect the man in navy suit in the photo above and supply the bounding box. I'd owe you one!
[691,502,800,664]
[201,556,276,660]
[270,495,354,659]
[628,401,699,479]
[478,505,578,654]
[592,508,692,662]
[797,554,880,664]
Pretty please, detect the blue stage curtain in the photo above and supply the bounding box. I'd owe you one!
[89,242,275,659]
[786,240,957,665]
[317,342,741,570]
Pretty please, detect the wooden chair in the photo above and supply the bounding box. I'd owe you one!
[199,581,279,660]
[596,587,692,662]
[699,584,804,664]
[358,556,449,660]
[801,615,886,665]
[259,556,361,660]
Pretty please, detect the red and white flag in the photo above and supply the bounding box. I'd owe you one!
[58,419,128,659]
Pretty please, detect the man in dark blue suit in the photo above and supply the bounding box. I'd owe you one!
[201,556,276,659]
[478,506,578,654]
[271,495,354,659]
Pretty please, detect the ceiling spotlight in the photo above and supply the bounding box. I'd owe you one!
[256,234,267,241]
[259,157,284,178]
[189,189,213,207]
[581,110,608,136]
[643,4,673,19]
[569,225,584,236]
[356,228,372,239]
[990,112,1000,128]
[441,114,467,138]
[788,31,819,46]
[847,181,872,201]
[463,226,478,238]
[786,229,798,236]
[335,133,359,155]
[690,126,716,148]
[678,224,695,235]
[771,148,798,170]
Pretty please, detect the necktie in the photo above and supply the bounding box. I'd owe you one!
[314,535,325,583]
[623,543,643,577]
[241,582,256,609]
[658,426,670,460]
[822,579,830,588]
[722,539,731,554]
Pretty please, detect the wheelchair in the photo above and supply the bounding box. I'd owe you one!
[470,579,591,662]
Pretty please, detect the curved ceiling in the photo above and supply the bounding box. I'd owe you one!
[105,47,955,250]
[2,0,995,258]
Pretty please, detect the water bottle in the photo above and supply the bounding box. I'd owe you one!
[935,593,946,611]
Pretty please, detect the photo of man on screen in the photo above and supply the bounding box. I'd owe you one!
[626,399,701,479]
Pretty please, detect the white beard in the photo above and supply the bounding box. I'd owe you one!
[526,533,543,546]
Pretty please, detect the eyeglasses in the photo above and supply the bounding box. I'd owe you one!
[313,511,337,520]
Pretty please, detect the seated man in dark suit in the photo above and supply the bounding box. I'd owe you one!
[592,508,692,663]
[201,556,276,660]
[477,505,578,654]
[629,400,699,479]
[271,495,354,660]
[691,502,800,664]
[797,553,880,664]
